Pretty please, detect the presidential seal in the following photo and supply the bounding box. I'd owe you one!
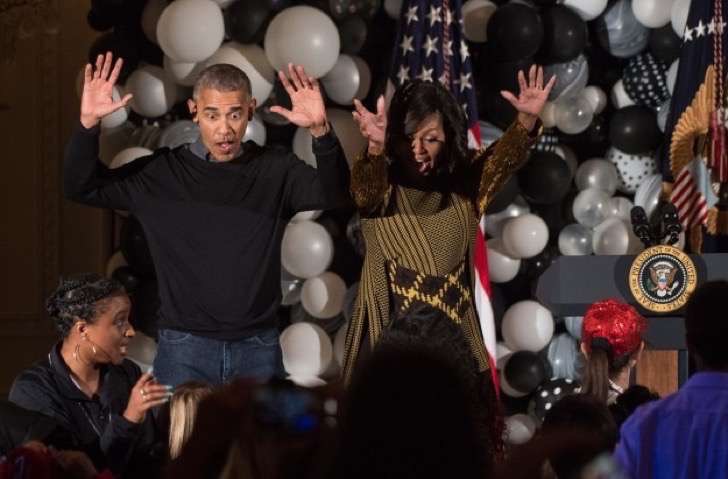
[629,245,698,313]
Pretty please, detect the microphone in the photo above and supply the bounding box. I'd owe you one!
[630,206,654,248]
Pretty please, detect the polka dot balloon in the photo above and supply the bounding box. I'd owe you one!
[528,377,582,421]
[606,146,657,194]
[622,52,669,109]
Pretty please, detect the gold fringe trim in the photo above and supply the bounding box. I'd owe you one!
[670,66,714,179]
[689,224,704,253]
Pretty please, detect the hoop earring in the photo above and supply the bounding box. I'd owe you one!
[73,343,81,361]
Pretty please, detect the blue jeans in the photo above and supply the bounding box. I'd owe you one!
[152,328,283,387]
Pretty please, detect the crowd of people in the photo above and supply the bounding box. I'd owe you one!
[2,54,727,478]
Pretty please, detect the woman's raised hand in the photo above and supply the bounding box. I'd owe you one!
[352,95,387,155]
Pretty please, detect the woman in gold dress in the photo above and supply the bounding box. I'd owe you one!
[343,66,555,381]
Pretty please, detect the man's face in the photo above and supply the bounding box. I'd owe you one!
[188,88,256,162]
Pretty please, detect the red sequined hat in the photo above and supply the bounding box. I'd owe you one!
[582,299,647,358]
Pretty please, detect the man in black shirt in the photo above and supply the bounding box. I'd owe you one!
[65,52,350,386]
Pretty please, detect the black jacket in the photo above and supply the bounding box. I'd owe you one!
[8,343,162,476]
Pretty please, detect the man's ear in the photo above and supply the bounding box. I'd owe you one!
[188,99,198,122]
[248,98,257,121]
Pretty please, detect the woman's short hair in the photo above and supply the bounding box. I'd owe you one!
[193,63,252,100]
[45,273,125,338]
[385,80,470,177]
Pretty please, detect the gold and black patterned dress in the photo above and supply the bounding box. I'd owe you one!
[343,120,539,381]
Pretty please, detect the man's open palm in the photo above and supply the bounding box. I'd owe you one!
[80,52,132,128]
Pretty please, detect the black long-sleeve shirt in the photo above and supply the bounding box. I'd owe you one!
[8,344,160,476]
[64,124,350,339]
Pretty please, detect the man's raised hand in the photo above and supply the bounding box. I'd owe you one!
[80,52,132,129]
[270,64,328,137]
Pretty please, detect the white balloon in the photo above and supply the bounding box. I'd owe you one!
[293,126,315,166]
[607,196,634,221]
[280,322,333,377]
[105,250,128,278]
[573,188,611,228]
[611,79,636,109]
[632,0,672,28]
[158,120,200,149]
[592,217,632,255]
[126,66,177,118]
[110,147,153,170]
[634,173,663,220]
[502,300,555,352]
[666,59,679,95]
[322,54,371,105]
[505,414,538,444]
[205,42,275,104]
[157,0,225,63]
[301,272,347,319]
[558,223,594,256]
[581,85,608,115]
[554,96,594,135]
[327,108,368,167]
[540,101,558,129]
[163,55,205,87]
[575,158,620,195]
[383,0,404,18]
[562,0,608,21]
[487,239,521,283]
[292,210,323,222]
[243,114,266,146]
[501,214,549,259]
[462,0,497,43]
[101,86,129,129]
[264,6,341,79]
[671,0,691,37]
[287,375,327,388]
[484,195,530,238]
[141,0,168,44]
[281,221,334,278]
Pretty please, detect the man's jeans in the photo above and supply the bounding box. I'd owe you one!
[152,328,283,387]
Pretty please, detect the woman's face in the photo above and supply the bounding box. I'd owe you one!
[84,293,135,365]
[398,112,446,177]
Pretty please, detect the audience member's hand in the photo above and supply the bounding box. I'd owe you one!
[80,51,132,129]
[124,372,172,423]
[352,95,386,155]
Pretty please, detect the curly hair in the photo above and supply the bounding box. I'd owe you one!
[45,273,125,338]
[385,80,470,178]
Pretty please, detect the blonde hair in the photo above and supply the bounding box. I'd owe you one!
[169,381,213,459]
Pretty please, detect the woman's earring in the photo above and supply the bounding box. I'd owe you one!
[73,343,80,361]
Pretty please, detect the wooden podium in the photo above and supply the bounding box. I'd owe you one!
[535,253,728,396]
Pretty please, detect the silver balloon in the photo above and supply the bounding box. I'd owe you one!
[281,269,303,306]
[558,223,594,256]
[572,188,610,228]
[564,316,583,340]
[484,195,530,239]
[634,173,663,220]
[544,54,589,101]
[607,196,634,221]
[547,333,579,380]
[554,95,594,135]
[575,158,619,195]
[592,217,635,255]
[158,120,200,149]
[657,98,671,132]
[243,114,267,146]
[596,0,649,58]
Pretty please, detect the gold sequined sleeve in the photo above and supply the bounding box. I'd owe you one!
[471,119,541,216]
[350,148,390,215]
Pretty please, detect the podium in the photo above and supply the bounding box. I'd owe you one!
[536,253,728,393]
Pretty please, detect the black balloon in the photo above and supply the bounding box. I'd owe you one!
[112,266,141,293]
[225,0,272,44]
[88,30,141,83]
[520,243,559,281]
[609,105,662,154]
[483,56,535,94]
[120,216,156,278]
[561,112,611,160]
[649,24,682,65]
[538,5,587,63]
[504,351,547,395]
[487,3,543,62]
[87,8,114,32]
[339,16,368,54]
[518,151,572,205]
[486,175,520,215]
[481,89,517,130]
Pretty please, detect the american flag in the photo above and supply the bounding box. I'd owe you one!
[390,0,499,393]
[662,1,725,232]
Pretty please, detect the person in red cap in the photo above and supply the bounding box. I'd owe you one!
[580,299,647,404]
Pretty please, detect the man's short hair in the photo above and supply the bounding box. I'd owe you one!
[192,63,252,100]
[685,280,728,370]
